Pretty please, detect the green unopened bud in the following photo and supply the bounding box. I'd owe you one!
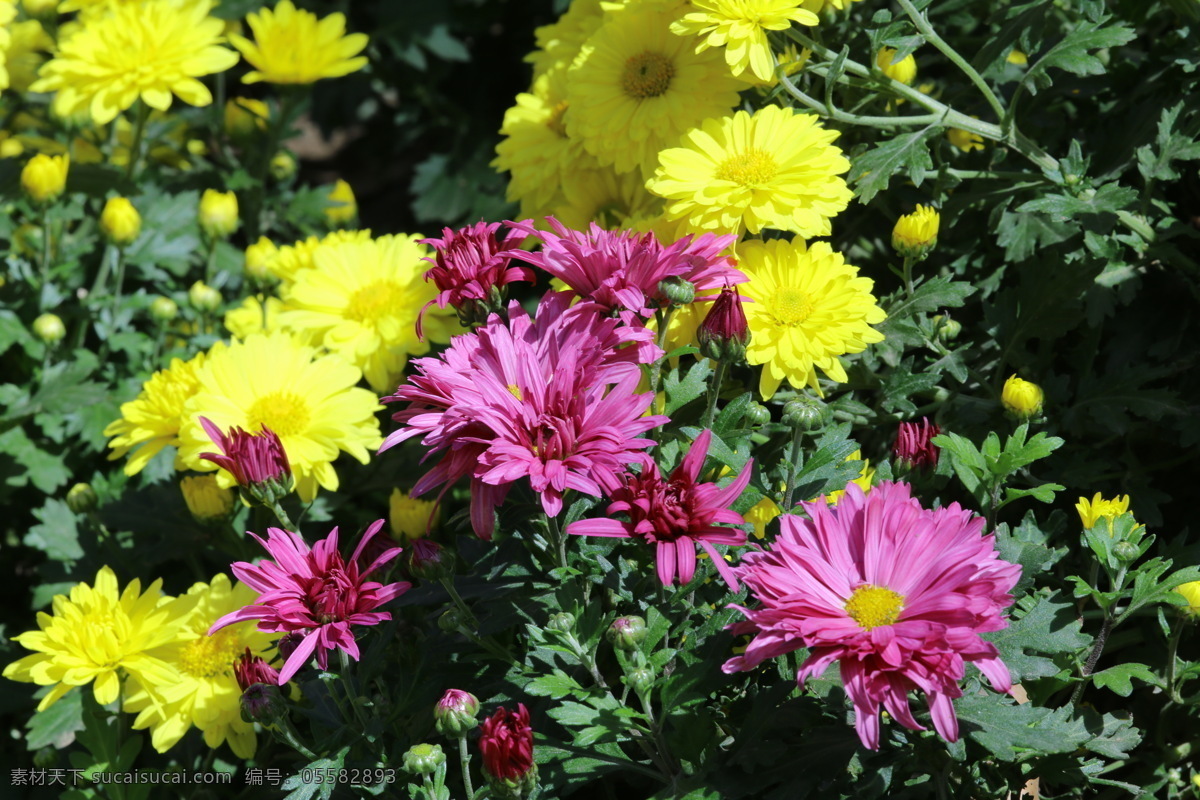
[546,612,575,633]
[32,746,57,769]
[33,313,66,344]
[66,482,98,514]
[403,743,446,776]
[782,397,827,432]
[658,276,695,306]
[1113,541,1140,562]
[150,296,179,323]
[439,606,468,632]
[933,314,961,342]
[606,616,647,651]
[188,280,221,313]
[240,683,287,725]
[434,689,480,737]
[625,667,655,694]
[743,402,770,427]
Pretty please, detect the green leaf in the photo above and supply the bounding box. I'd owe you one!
[26,688,86,750]
[1015,183,1138,220]
[1137,102,1200,182]
[995,209,1077,262]
[984,592,1091,682]
[25,499,83,562]
[1090,662,1161,697]
[664,361,711,415]
[849,126,936,204]
[526,671,588,700]
[931,431,985,494]
[1002,483,1065,506]
[281,747,351,800]
[957,696,1091,761]
[880,276,975,329]
[0,427,71,494]
[994,512,1068,596]
[1022,18,1136,95]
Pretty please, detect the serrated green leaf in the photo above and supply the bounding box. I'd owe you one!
[281,748,351,800]
[1090,662,1160,697]
[26,688,86,750]
[25,498,83,562]
[957,696,1091,761]
[984,592,1091,682]
[1022,18,1136,94]
[664,361,711,415]
[849,127,936,204]
[1015,183,1138,220]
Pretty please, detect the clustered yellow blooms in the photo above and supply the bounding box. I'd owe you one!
[1075,493,1131,530]
[670,1,818,84]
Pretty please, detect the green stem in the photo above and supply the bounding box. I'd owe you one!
[267,500,296,531]
[901,255,916,297]
[1166,620,1184,704]
[548,514,568,573]
[458,736,475,799]
[702,360,728,430]
[109,248,126,319]
[204,237,219,285]
[39,205,52,304]
[637,690,678,778]
[336,649,371,732]
[894,0,1007,121]
[1069,613,1114,706]
[124,102,150,182]
[782,427,804,510]
[440,577,479,628]
[272,716,317,759]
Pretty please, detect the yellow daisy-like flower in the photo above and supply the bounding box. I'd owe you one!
[6,20,52,93]
[527,0,604,79]
[823,450,875,504]
[745,496,781,539]
[268,229,373,285]
[3,567,197,712]
[389,488,440,543]
[178,331,382,502]
[557,163,663,230]
[279,235,460,393]
[104,353,207,475]
[670,0,817,83]
[180,475,235,522]
[566,2,744,178]
[31,0,239,125]
[1075,493,1131,531]
[230,0,368,85]
[493,67,592,217]
[124,574,279,758]
[648,105,853,237]
[224,294,287,339]
[738,238,886,399]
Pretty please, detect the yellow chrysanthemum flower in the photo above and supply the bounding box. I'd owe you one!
[268,229,373,285]
[178,332,382,502]
[124,574,279,758]
[493,67,593,217]
[648,105,853,237]
[1174,581,1200,618]
[670,0,817,83]
[823,450,875,504]
[527,0,604,79]
[180,475,235,522]
[5,20,52,93]
[738,238,886,399]
[892,204,940,257]
[324,179,357,225]
[278,235,460,393]
[390,488,440,543]
[1076,493,1131,530]
[3,567,197,712]
[0,2,15,91]
[31,0,239,125]
[566,3,744,178]
[224,294,287,339]
[745,496,781,539]
[557,164,663,230]
[230,0,368,85]
[105,353,207,475]
[876,46,917,85]
[1001,374,1043,419]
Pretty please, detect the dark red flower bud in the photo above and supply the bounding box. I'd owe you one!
[234,647,281,691]
[199,416,292,505]
[418,221,536,333]
[893,417,941,471]
[479,703,536,797]
[697,285,750,363]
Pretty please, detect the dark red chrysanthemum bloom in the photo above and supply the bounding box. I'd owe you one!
[479,703,535,783]
[233,647,281,690]
[893,417,941,471]
[199,416,291,489]
[418,220,536,331]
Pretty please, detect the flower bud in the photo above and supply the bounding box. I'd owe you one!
[66,482,98,514]
[32,313,65,344]
[180,475,235,523]
[21,153,69,204]
[198,189,239,239]
[893,417,941,472]
[1175,581,1200,619]
[324,179,357,225]
[234,648,281,691]
[1001,374,1043,420]
[403,743,446,776]
[606,616,647,651]
[933,314,961,342]
[389,488,439,543]
[270,152,296,181]
[658,276,696,307]
[100,197,141,247]
[32,746,57,769]
[434,689,481,737]
[240,682,287,725]
[876,47,917,85]
[545,612,575,633]
[277,632,305,663]
[743,402,770,427]
[624,667,655,695]
[439,606,468,632]
[243,237,279,284]
[1112,541,1141,563]
[697,285,750,363]
[892,205,939,260]
[150,296,179,323]
[224,97,269,139]
[782,396,826,432]
[405,538,453,582]
[479,704,536,799]
[188,280,222,313]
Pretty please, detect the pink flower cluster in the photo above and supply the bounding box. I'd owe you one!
[723,481,1020,750]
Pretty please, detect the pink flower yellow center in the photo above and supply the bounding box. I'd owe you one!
[622,51,675,99]
[715,148,778,188]
[768,287,815,326]
[347,280,404,324]
[178,628,241,678]
[247,392,311,437]
[844,584,905,630]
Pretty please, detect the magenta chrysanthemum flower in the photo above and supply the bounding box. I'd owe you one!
[210,521,409,684]
[568,429,752,589]
[507,217,745,320]
[722,481,1020,750]
[479,703,535,785]
[200,416,291,489]
[418,220,537,332]
[893,417,941,471]
[382,293,667,540]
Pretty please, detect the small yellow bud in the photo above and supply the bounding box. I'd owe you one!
[892,204,940,258]
[244,237,279,283]
[324,179,357,225]
[180,475,235,523]
[21,153,69,204]
[224,97,270,139]
[1075,493,1130,530]
[188,280,222,313]
[1006,50,1028,66]
[198,189,239,239]
[99,197,141,247]
[270,151,296,181]
[876,47,917,85]
[0,137,24,158]
[149,296,179,322]
[948,126,986,152]
[1001,374,1043,419]
[32,313,66,344]
[66,482,99,514]
[389,488,440,543]
[1175,581,1200,619]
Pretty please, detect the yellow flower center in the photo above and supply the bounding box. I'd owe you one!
[177,629,241,679]
[768,287,815,325]
[547,100,569,138]
[247,391,311,437]
[507,384,523,401]
[715,148,778,187]
[621,51,675,99]
[346,280,405,324]
[844,584,905,630]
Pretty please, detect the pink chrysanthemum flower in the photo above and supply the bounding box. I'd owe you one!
[508,217,745,320]
[568,429,752,589]
[233,647,281,690]
[722,481,1020,750]
[893,417,941,472]
[199,416,292,490]
[210,521,409,684]
[382,293,667,540]
[418,220,537,332]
